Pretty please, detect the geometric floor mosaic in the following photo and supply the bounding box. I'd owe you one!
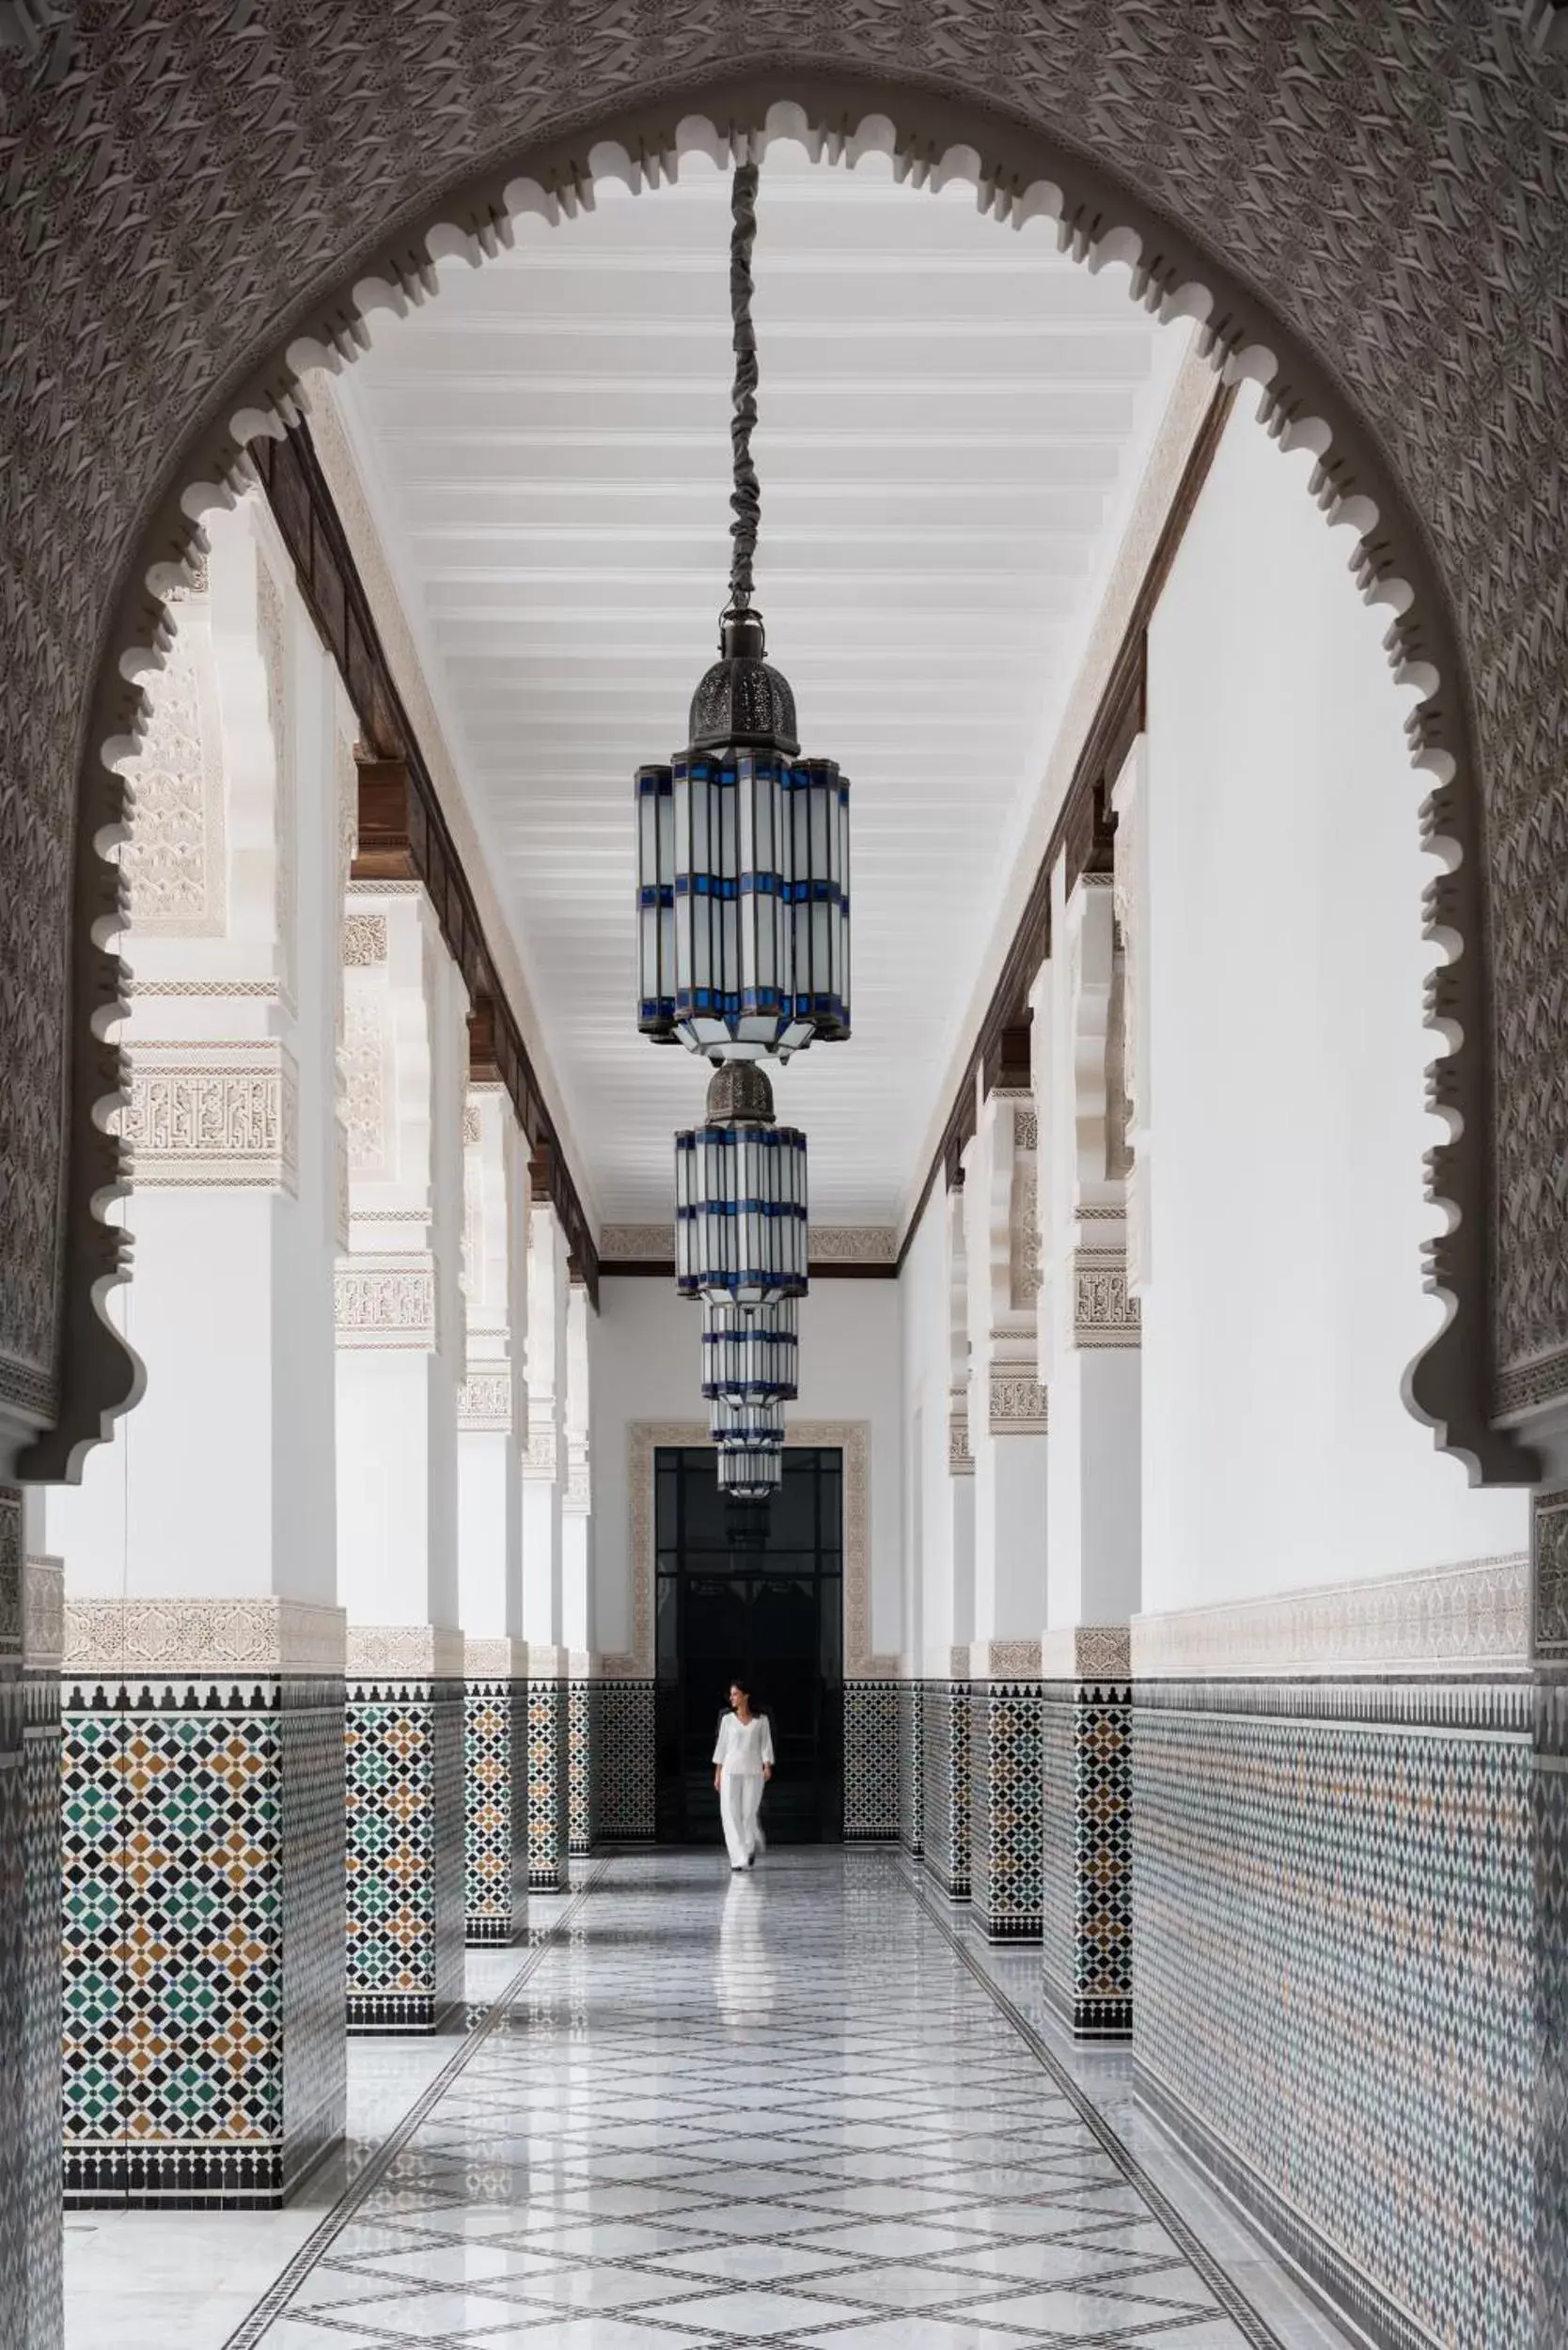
[227,1848,1294,2347]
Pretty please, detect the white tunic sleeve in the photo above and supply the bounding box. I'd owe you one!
[712,1714,734,1768]
[760,1716,775,1768]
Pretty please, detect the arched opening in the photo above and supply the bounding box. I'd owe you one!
[13,68,1542,1493]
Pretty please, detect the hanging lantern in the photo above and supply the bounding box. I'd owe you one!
[675,1061,808,1306]
[711,1393,786,1452]
[700,1296,799,1404]
[635,160,851,1063]
[716,1445,783,1500]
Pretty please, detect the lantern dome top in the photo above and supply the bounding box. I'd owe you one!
[688,605,799,757]
[705,1058,775,1124]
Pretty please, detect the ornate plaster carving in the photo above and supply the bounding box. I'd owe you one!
[1041,1622,1132,1682]
[1132,1554,1532,1681]
[948,1401,973,1477]
[64,1594,348,1677]
[118,604,227,936]
[458,1371,512,1430]
[334,1259,436,1348]
[1532,1488,1568,1660]
[124,1042,298,1191]
[8,38,1558,1489]
[463,1634,525,1678]
[346,1621,464,1680]
[1073,1253,1141,1348]
[989,1367,1048,1435]
[0,1489,20,1652]
[622,1419,884,1680]
[342,914,386,966]
[24,1554,64,1671]
[971,1637,1043,1680]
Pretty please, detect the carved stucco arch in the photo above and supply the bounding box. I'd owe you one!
[6,22,1562,1487]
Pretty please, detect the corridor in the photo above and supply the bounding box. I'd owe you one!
[139,1854,1351,2350]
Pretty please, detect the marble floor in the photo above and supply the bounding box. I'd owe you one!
[68,1851,1362,2350]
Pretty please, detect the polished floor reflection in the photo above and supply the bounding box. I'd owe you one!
[185,1849,1354,2349]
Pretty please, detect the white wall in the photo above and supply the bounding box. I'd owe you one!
[1139,402,1528,1608]
[899,1191,949,1666]
[591,1277,903,1662]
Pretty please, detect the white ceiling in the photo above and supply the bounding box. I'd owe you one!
[336,145,1185,1230]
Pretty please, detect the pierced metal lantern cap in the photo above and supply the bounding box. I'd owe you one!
[688,606,800,756]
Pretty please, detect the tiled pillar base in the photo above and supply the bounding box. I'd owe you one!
[61,1597,347,2204]
[969,1670,1045,1943]
[345,1629,464,2031]
[463,1642,527,1947]
[591,1678,656,1841]
[526,1662,570,1893]
[898,1679,925,1857]
[921,1676,972,1901]
[844,1680,900,1840]
[568,1679,592,1857]
[4,1526,63,2343]
[1041,1652,1133,2034]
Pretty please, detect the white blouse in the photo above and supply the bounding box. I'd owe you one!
[713,1711,775,1776]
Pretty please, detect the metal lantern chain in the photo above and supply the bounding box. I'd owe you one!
[728,159,760,612]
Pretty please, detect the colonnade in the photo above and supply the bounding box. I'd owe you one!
[41,493,597,2202]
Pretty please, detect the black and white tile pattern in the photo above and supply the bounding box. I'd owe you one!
[227,1848,1307,2349]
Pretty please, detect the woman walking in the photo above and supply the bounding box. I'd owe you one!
[713,1679,774,1871]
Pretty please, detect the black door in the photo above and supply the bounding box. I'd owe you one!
[654,1446,844,1844]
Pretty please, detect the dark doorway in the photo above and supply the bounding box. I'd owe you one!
[654,1446,844,1844]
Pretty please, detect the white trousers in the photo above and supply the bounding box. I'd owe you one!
[718,1769,765,1867]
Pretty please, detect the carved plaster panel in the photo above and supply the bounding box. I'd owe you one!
[118,605,226,936]
[64,1594,348,1677]
[342,914,386,966]
[24,1553,64,1671]
[1073,1252,1141,1348]
[1041,1622,1132,1682]
[125,1041,298,1192]
[458,1371,512,1430]
[335,1258,436,1349]
[1132,1554,1531,1681]
[346,1621,465,1680]
[1533,1488,1568,1660]
[989,1367,1049,1435]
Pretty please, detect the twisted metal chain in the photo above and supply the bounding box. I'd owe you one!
[728,160,760,611]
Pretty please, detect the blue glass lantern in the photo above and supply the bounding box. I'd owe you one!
[636,614,850,1062]
[674,1061,808,1306]
[700,1296,799,1404]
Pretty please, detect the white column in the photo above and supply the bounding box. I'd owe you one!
[44,493,351,2198]
[561,1274,593,1661]
[1036,852,1142,1643]
[335,884,468,1639]
[965,1089,1048,1664]
[458,1086,527,1646]
[521,1194,569,1660]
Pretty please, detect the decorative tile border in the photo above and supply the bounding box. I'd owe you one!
[844,1681,900,1840]
[1041,1678,1133,2038]
[62,1673,345,2203]
[345,1677,464,2031]
[567,1681,592,1856]
[897,1679,924,1857]
[921,1683,971,1902]
[526,1678,570,1893]
[589,1679,655,1842]
[1134,1676,1535,2350]
[1133,1553,1530,1680]
[463,1674,526,1946]
[969,1683,1044,1941]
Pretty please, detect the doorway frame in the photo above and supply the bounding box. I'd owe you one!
[612,1421,886,1682]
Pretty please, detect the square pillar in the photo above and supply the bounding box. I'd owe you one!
[844,1678,900,1840]
[344,1626,464,2029]
[590,1676,657,1843]
[568,1673,592,1857]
